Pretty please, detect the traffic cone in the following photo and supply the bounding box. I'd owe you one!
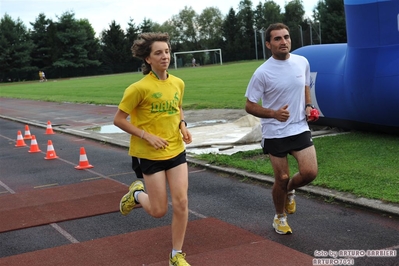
[75,147,93,170]
[44,140,59,160]
[28,135,41,153]
[15,130,27,147]
[45,121,55,135]
[23,125,32,139]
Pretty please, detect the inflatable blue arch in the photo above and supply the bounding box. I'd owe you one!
[293,0,399,133]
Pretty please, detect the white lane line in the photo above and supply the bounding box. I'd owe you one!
[50,223,80,244]
[189,209,207,218]
[34,183,59,189]
[3,129,210,220]
[385,244,399,250]
[189,169,207,174]
[0,180,15,194]
[187,168,209,218]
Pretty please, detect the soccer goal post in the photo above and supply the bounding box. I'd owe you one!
[173,49,223,69]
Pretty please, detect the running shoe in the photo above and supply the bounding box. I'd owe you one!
[169,252,190,266]
[285,189,296,214]
[273,214,292,234]
[119,180,144,215]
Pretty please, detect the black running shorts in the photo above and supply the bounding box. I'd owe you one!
[262,131,313,158]
[133,151,187,176]
[131,156,144,179]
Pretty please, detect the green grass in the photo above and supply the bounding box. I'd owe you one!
[0,61,262,108]
[196,132,399,203]
[0,73,140,104]
[1,61,398,203]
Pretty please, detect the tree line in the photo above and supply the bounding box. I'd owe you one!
[0,0,346,82]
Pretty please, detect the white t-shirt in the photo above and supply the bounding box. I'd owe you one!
[245,54,310,139]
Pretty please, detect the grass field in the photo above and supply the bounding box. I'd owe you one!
[0,61,263,109]
[1,61,398,203]
[196,132,399,203]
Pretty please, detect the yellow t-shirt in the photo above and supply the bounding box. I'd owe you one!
[118,72,185,160]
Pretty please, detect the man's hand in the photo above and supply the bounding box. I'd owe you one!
[274,105,290,122]
[307,108,320,122]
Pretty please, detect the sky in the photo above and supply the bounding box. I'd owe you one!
[1,0,319,36]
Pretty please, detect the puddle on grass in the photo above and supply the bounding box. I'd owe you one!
[85,119,228,134]
[86,125,125,134]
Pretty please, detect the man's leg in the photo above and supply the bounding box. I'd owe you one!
[269,155,292,234]
[288,145,318,191]
[269,155,290,214]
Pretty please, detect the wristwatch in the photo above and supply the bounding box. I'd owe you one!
[179,120,187,129]
[305,104,315,109]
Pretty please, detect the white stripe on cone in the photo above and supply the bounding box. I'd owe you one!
[44,140,58,159]
[28,135,41,153]
[80,154,88,161]
[75,147,93,169]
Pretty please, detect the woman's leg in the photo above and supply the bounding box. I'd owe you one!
[166,163,189,251]
[137,171,169,218]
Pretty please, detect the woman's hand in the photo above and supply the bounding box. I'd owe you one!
[180,128,192,144]
[142,132,169,150]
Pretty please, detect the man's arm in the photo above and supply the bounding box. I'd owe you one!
[305,85,312,105]
[245,99,289,122]
[304,85,313,116]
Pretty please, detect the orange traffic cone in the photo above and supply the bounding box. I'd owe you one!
[45,121,55,135]
[28,135,41,153]
[75,147,93,169]
[23,125,32,140]
[44,140,59,160]
[15,130,27,147]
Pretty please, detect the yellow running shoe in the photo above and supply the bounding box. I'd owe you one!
[119,180,144,215]
[273,214,292,234]
[285,189,296,214]
[169,252,191,266]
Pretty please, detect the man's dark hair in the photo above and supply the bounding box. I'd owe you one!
[265,23,290,43]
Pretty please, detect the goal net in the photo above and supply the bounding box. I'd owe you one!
[173,49,223,69]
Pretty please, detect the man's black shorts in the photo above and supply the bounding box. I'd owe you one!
[262,131,313,158]
[132,151,187,177]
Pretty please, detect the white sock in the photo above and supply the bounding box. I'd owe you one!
[287,190,295,201]
[134,191,142,203]
[171,249,182,258]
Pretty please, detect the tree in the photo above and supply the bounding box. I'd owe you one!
[283,0,305,50]
[140,18,157,33]
[101,20,129,74]
[314,0,346,44]
[222,8,240,62]
[1,2,349,81]
[197,7,224,50]
[125,18,141,72]
[254,1,283,59]
[170,6,199,51]
[155,20,185,55]
[77,18,102,75]
[236,0,255,60]
[0,14,35,81]
[51,11,100,77]
[257,1,283,28]
[30,13,53,71]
